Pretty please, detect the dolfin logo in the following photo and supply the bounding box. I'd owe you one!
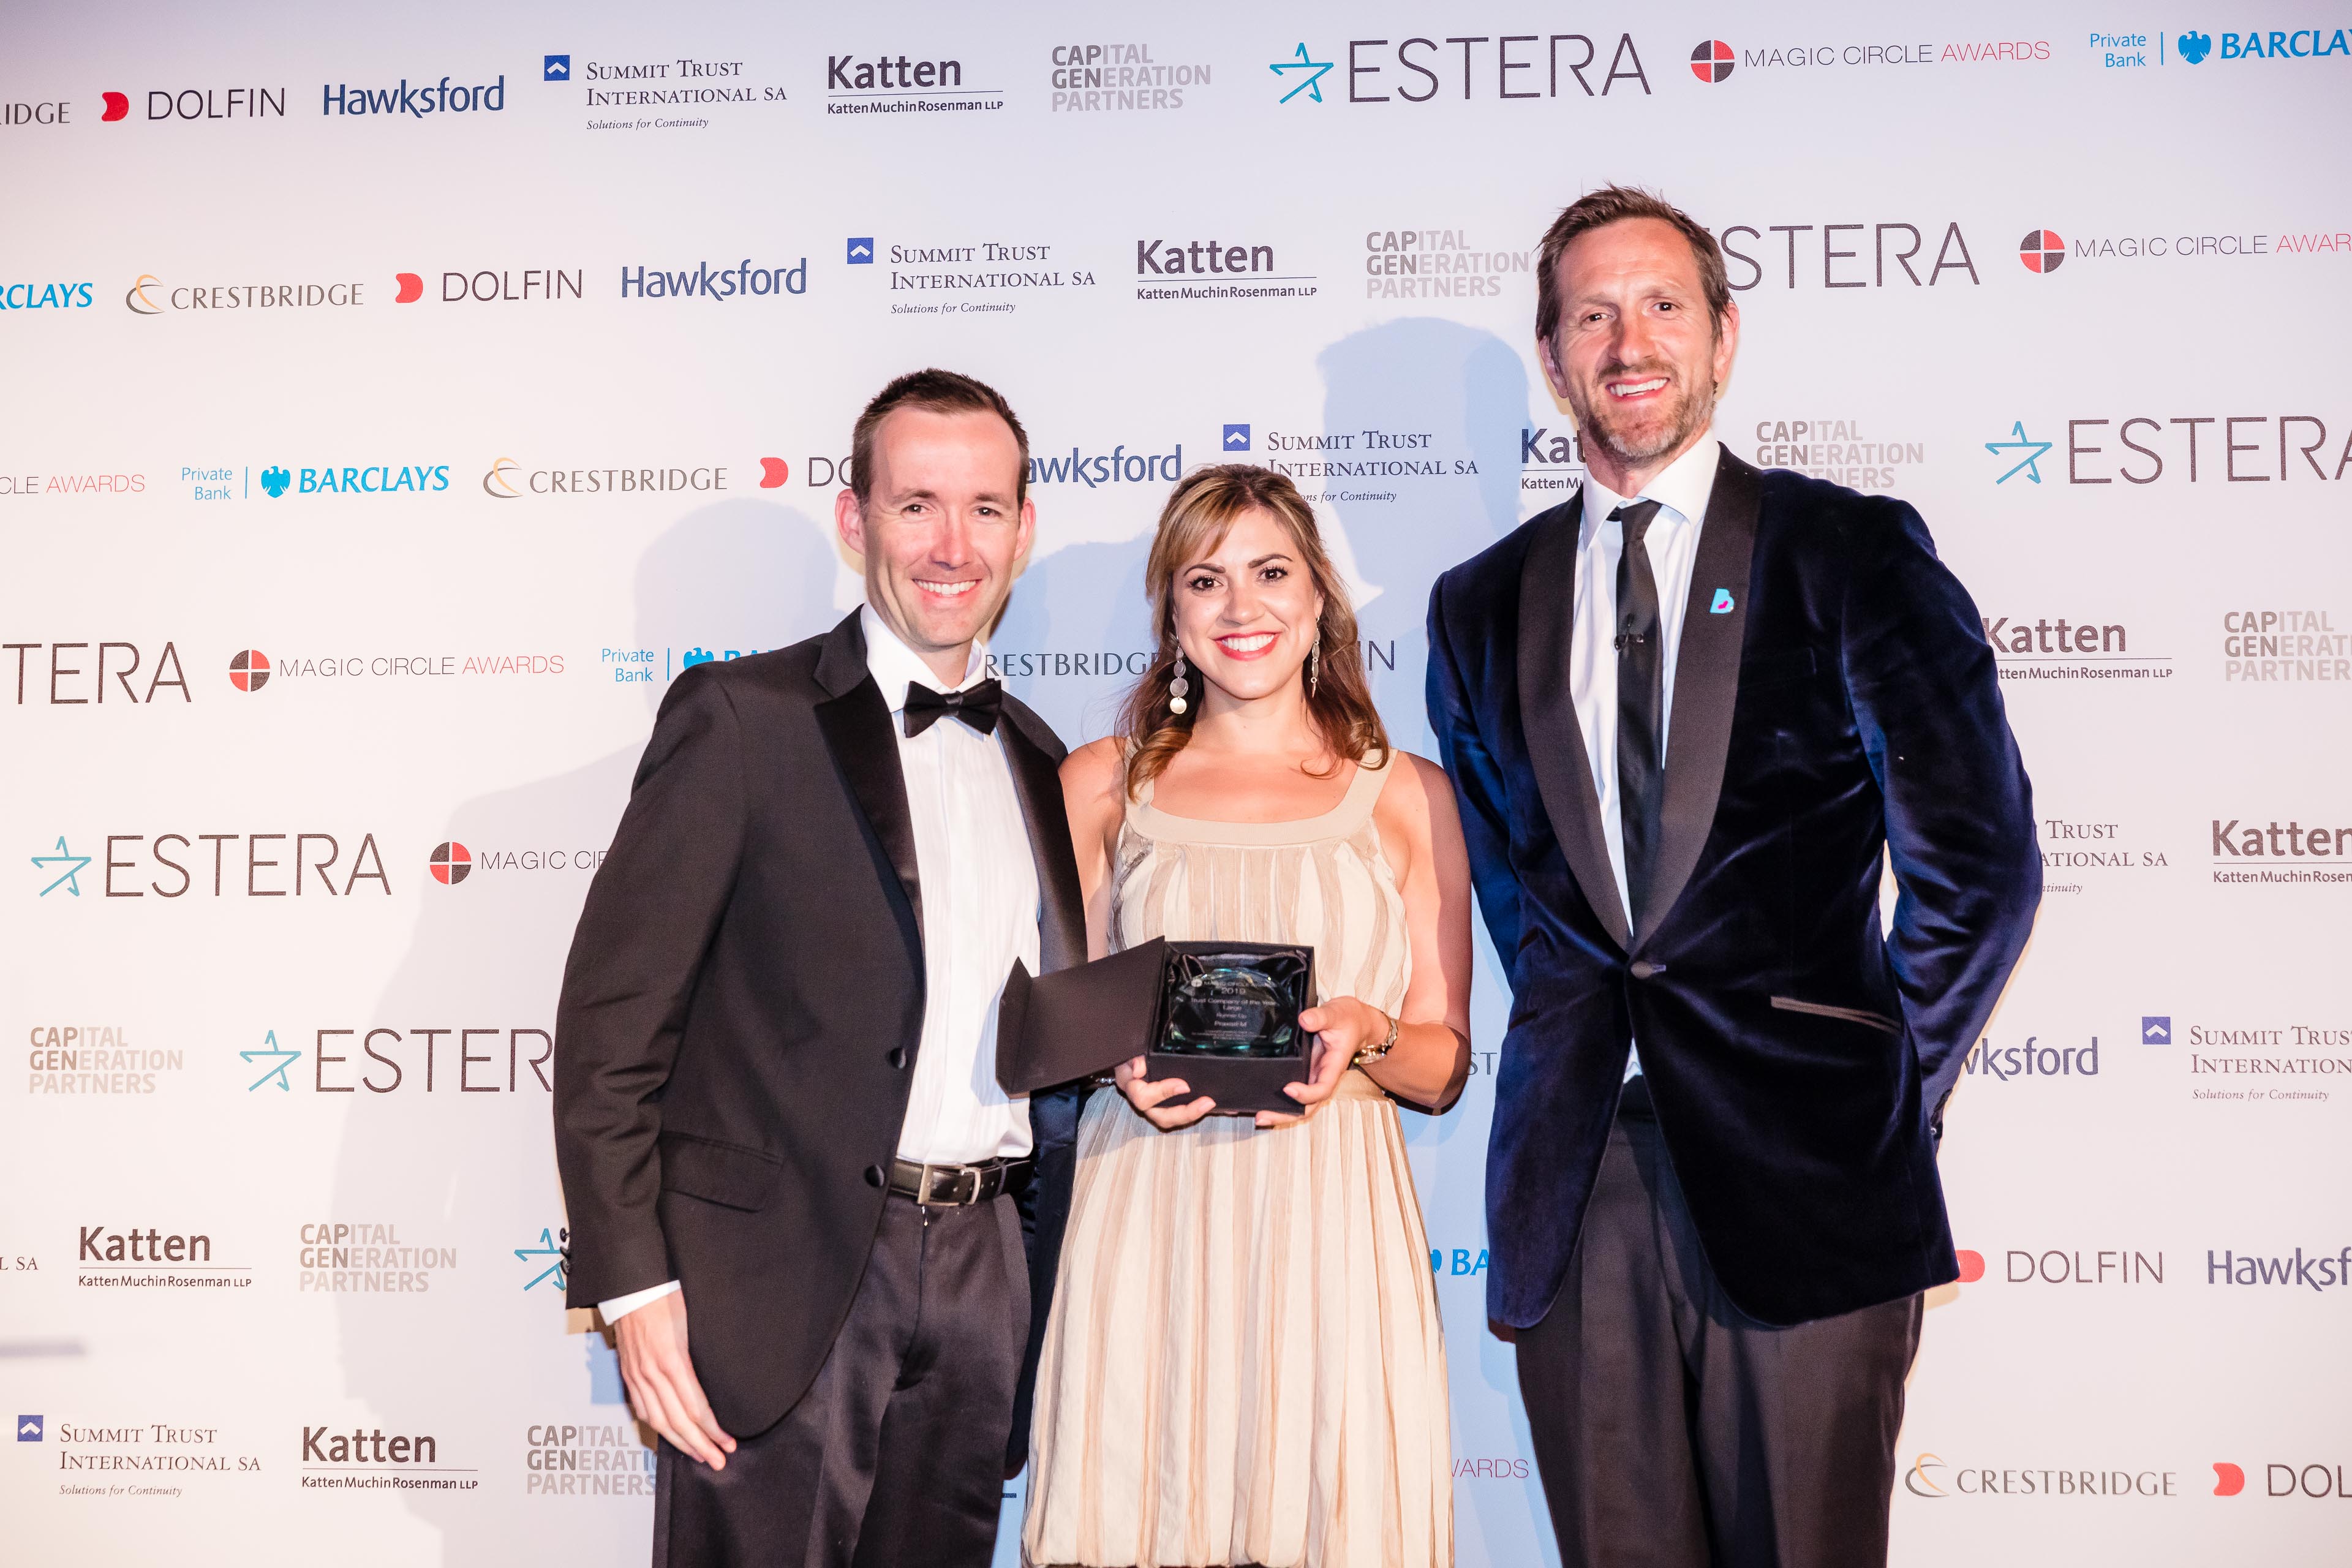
[2214,1461,2245,1496]
[483,458,521,497]
[126,274,163,314]
[394,273,424,303]
[101,91,129,121]
[758,457,788,488]
[1905,1453,1948,1497]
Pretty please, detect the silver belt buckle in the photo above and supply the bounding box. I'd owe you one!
[922,1161,975,1205]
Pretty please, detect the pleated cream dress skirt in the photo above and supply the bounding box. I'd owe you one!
[1025,756,1452,1568]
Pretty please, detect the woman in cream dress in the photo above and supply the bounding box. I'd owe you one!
[1027,465,1474,1568]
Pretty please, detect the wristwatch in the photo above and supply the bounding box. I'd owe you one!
[1352,1008,1401,1068]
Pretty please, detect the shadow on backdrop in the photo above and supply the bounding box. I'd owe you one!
[329,499,842,1564]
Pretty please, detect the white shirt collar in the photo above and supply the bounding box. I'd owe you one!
[1580,429,1722,540]
[859,603,988,715]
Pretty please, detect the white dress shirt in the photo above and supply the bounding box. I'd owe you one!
[599,606,1042,1324]
[1570,432,1722,1081]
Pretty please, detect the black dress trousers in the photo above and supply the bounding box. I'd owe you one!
[1517,1086,1923,1568]
[654,1191,1028,1568]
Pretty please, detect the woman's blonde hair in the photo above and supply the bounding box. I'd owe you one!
[1117,464,1387,799]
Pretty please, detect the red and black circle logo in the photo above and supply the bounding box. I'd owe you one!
[228,649,271,692]
[1689,40,1735,83]
[2018,230,2065,274]
[428,841,473,885]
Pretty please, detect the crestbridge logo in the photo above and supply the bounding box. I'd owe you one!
[4,641,189,704]
[34,831,394,899]
[0,279,94,311]
[2220,608,2345,683]
[1295,33,1651,103]
[301,1425,475,1492]
[1050,42,1211,112]
[1693,36,2051,74]
[1905,1453,2178,1498]
[270,1025,554,1095]
[619,257,807,300]
[826,48,1001,116]
[1752,418,1925,492]
[1135,238,1316,302]
[5,96,72,124]
[1961,1033,2101,1082]
[321,72,505,117]
[483,456,731,496]
[872,238,1094,315]
[1363,227,1530,300]
[126,273,366,312]
[1982,614,2173,687]
[1713,220,1979,290]
[77,1223,248,1291]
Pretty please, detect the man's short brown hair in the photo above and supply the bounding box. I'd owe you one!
[848,368,1031,507]
[1534,185,1731,345]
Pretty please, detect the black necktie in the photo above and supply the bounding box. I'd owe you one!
[902,677,1004,738]
[1611,501,1664,932]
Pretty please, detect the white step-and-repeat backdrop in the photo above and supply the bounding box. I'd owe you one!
[4,1,2349,1562]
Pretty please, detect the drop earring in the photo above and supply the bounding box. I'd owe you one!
[1306,631,1321,698]
[1168,649,1190,715]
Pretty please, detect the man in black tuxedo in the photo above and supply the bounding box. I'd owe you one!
[1427,188,2040,1566]
[554,368,1087,1566]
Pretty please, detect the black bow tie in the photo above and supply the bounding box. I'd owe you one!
[903,678,1004,738]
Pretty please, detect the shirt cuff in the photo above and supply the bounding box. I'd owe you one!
[598,1280,681,1323]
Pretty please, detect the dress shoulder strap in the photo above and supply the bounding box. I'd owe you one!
[1330,747,1391,834]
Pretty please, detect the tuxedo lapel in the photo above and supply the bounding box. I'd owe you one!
[1516,490,1632,952]
[1638,448,1762,948]
[999,710,1087,974]
[812,614,924,956]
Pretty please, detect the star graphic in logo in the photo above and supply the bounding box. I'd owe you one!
[1985,421,2053,484]
[1270,43,1335,104]
[259,466,290,498]
[242,1028,301,1092]
[2178,31,2212,64]
[516,1227,570,1292]
[32,837,91,897]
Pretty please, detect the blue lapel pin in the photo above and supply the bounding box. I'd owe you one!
[1708,588,1735,614]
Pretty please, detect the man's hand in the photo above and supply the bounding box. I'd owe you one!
[1115,1055,1216,1129]
[612,1289,737,1468]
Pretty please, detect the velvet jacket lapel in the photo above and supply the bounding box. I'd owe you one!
[1516,489,1632,952]
[998,709,1087,974]
[1637,448,1762,948]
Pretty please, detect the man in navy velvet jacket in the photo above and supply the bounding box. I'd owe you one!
[1426,186,2040,1568]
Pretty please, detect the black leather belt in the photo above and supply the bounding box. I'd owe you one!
[888,1155,1021,1206]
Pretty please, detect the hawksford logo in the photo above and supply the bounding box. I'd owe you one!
[321,74,506,116]
[619,259,807,300]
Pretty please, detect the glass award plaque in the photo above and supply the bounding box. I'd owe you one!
[1148,941,1315,1113]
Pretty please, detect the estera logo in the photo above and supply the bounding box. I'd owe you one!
[320,74,507,117]
[86,832,391,897]
[306,1025,553,1093]
[619,259,807,300]
[4,641,190,704]
[1329,34,1651,102]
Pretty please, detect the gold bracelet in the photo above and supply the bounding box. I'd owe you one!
[1352,1008,1401,1068]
